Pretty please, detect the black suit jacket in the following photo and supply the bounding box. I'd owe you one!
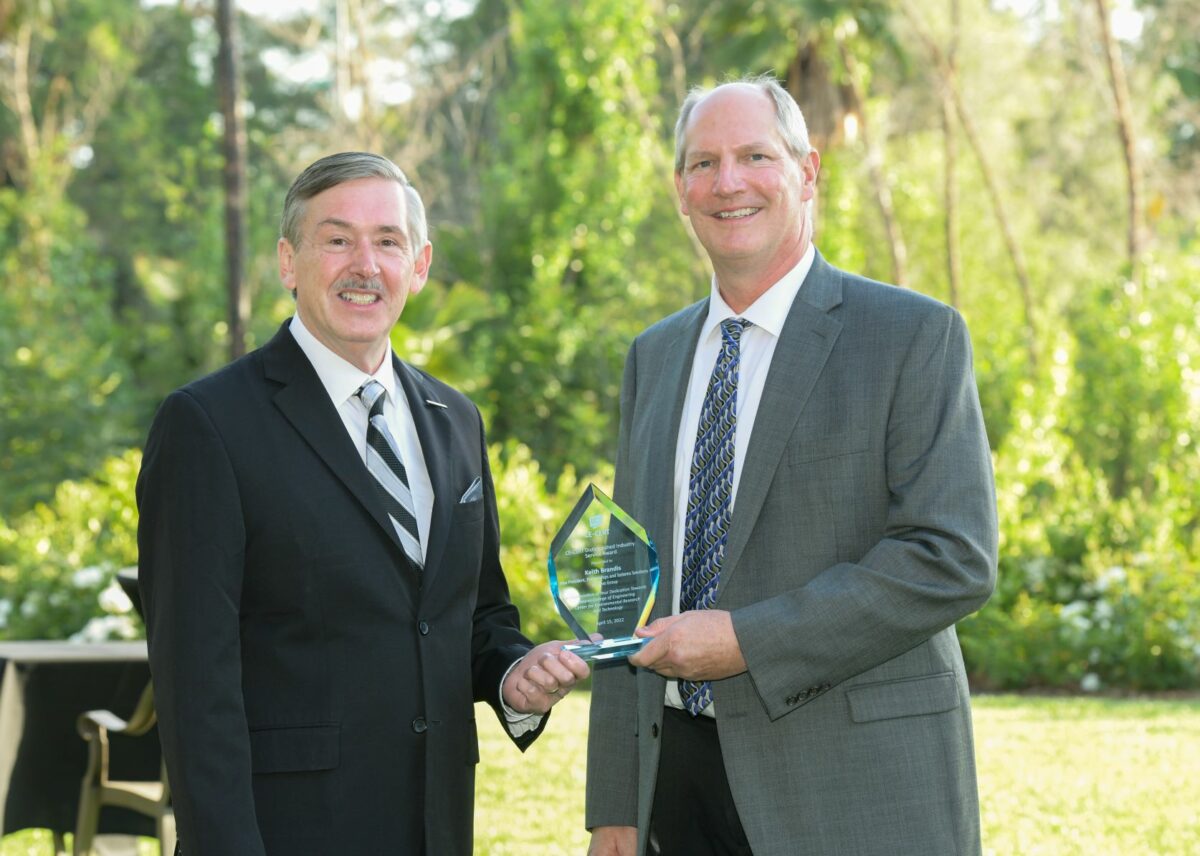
[137,321,540,855]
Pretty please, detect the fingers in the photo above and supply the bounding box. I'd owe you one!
[503,642,592,714]
[628,611,746,681]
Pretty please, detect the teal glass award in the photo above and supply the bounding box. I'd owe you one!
[548,484,660,661]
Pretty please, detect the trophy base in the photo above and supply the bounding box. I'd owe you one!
[563,636,648,662]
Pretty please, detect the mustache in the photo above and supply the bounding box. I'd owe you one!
[334,277,383,292]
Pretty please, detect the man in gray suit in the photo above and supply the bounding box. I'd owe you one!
[585,76,998,856]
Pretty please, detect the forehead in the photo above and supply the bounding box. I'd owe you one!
[682,85,780,156]
[303,177,407,231]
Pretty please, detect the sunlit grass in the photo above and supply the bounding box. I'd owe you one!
[5,694,1197,854]
[975,694,1200,855]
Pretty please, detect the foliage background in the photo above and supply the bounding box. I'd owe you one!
[1,0,1198,691]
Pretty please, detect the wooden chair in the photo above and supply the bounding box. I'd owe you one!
[74,681,175,855]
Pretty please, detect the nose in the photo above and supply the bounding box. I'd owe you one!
[349,242,380,277]
[712,159,744,196]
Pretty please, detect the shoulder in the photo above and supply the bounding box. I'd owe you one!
[632,298,707,352]
[396,360,480,419]
[830,266,965,339]
[165,348,268,413]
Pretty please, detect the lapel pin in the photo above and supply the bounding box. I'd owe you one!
[425,399,448,409]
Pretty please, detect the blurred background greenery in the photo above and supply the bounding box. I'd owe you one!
[1,0,1197,693]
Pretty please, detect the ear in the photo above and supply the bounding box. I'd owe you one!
[278,238,297,293]
[674,170,690,217]
[408,242,433,296]
[800,150,821,202]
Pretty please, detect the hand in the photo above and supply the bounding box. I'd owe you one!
[502,640,590,714]
[628,611,746,680]
[587,825,637,856]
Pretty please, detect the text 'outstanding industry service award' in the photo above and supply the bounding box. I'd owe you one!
[548,484,660,661]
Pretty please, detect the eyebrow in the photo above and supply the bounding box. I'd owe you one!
[686,141,779,161]
[315,217,404,234]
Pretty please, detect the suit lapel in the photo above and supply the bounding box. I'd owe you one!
[646,303,707,619]
[394,357,453,589]
[262,324,406,556]
[720,255,844,593]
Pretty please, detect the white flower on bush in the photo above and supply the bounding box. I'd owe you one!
[1095,566,1126,593]
[20,594,40,618]
[98,580,133,615]
[70,614,139,643]
[1060,600,1092,632]
[1080,673,1102,692]
[72,566,105,588]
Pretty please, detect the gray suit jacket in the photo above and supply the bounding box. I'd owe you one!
[586,253,998,856]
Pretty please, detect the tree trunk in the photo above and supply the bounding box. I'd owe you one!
[903,2,1038,369]
[838,37,907,287]
[216,0,248,360]
[1092,0,1142,283]
[942,0,961,309]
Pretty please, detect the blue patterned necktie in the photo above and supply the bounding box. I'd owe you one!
[679,317,749,716]
[357,380,424,570]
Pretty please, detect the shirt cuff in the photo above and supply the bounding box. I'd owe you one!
[499,658,544,737]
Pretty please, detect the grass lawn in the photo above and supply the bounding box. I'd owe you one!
[474,692,1200,855]
[5,693,1197,854]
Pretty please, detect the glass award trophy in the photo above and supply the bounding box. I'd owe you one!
[548,484,660,661]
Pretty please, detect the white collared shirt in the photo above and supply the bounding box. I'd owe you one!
[665,243,816,713]
[288,314,434,559]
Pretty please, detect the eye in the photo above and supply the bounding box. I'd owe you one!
[689,159,712,171]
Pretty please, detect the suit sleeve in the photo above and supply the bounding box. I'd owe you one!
[584,341,642,828]
[137,390,267,855]
[732,305,998,720]
[465,407,542,749]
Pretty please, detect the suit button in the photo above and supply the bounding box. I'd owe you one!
[418,621,430,635]
[412,717,428,734]
[785,695,799,705]
[651,723,659,738]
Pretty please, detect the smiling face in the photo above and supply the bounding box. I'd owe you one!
[277,176,432,373]
[675,83,819,308]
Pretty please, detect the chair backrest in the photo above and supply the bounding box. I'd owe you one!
[122,681,158,737]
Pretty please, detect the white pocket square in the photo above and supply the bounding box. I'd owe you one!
[459,477,483,503]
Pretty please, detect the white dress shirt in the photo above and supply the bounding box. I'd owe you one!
[289,314,434,558]
[665,243,816,713]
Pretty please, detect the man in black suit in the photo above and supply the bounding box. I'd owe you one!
[138,151,589,855]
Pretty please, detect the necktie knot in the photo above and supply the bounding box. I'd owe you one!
[357,379,386,416]
[721,317,750,344]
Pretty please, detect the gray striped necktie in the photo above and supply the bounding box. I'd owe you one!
[356,380,423,570]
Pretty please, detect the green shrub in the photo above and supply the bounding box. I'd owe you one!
[490,441,612,642]
[960,302,1200,691]
[0,450,143,640]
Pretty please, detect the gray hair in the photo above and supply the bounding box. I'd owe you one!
[279,151,428,253]
[674,74,813,173]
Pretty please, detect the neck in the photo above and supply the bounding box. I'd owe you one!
[713,236,810,314]
[348,346,389,376]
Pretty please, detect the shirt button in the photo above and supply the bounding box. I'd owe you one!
[412,717,428,734]
[418,621,430,636]
[651,723,659,738]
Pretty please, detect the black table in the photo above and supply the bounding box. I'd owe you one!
[0,641,159,840]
